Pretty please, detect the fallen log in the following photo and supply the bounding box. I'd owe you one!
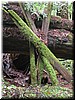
[3,3,73,32]
[48,29,73,59]
[50,16,73,32]
[3,13,73,32]
[3,28,73,59]
[3,3,74,60]
[3,9,73,83]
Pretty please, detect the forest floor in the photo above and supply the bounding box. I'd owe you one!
[2,59,74,99]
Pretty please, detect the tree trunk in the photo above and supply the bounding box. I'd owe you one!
[5,10,73,83]
[19,2,58,85]
[41,2,52,43]
[19,2,38,85]
[30,43,37,85]
[37,55,44,85]
[6,9,59,85]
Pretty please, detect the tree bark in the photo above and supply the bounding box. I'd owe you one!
[19,2,38,85]
[5,9,73,83]
[41,2,52,43]
[30,43,37,85]
[3,27,73,60]
[19,2,58,85]
[50,16,73,32]
[37,55,44,85]
[5,9,59,85]
[3,14,73,32]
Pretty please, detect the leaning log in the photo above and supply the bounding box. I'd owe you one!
[4,9,72,83]
[3,3,73,59]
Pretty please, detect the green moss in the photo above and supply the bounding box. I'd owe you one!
[30,43,37,85]
[42,56,58,85]
[7,10,72,83]
[37,57,44,85]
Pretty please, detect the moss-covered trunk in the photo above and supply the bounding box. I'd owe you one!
[30,43,37,85]
[37,55,44,85]
[6,10,59,85]
[19,3,38,85]
[4,9,72,84]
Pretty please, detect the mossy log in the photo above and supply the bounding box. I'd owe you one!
[3,28,73,60]
[4,9,73,83]
[4,9,59,85]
